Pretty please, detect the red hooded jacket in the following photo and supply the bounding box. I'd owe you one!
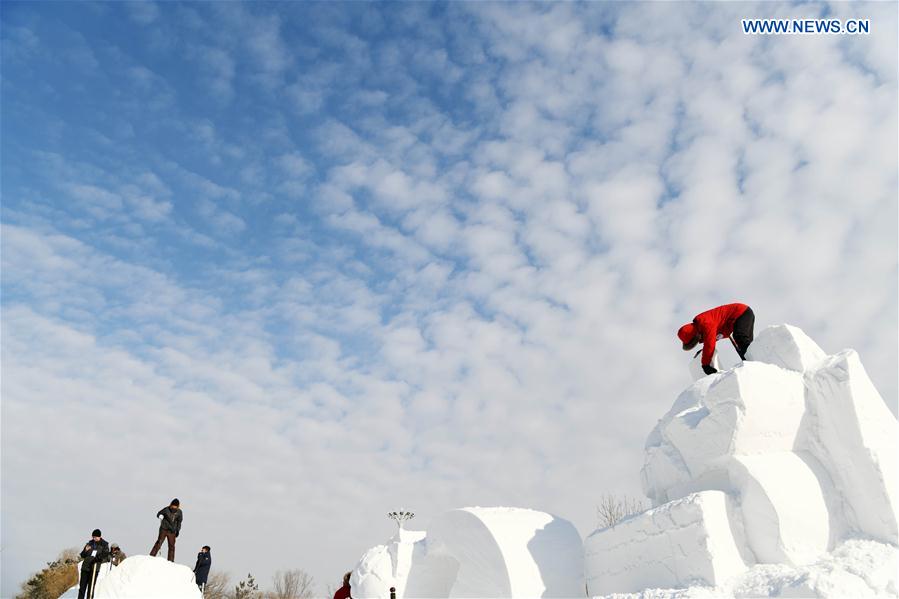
[691,303,749,366]
[333,584,351,599]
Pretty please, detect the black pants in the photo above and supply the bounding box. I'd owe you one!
[732,307,755,359]
[77,566,98,599]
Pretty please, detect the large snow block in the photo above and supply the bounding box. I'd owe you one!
[355,508,583,599]
[730,453,829,565]
[746,324,826,373]
[352,529,427,599]
[418,507,584,598]
[92,556,202,599]
[352,544,394,599]
[803,350,898,544]
[643,363,806,505]
[584,491,747,596]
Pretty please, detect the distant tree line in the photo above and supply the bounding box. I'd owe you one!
[206,570,316,599]
[596,493,648,529]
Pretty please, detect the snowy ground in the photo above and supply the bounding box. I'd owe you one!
[595,539,897,598]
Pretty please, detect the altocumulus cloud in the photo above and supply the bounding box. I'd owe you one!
[1,2,896,596]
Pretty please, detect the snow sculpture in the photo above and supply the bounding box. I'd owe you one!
[90,555,202,599]
[587,324,898,596]
[352,528,426,599]
[584,491,747,595]
[745,324,827,372]
[352,507,583,599]
[803,349,898,544]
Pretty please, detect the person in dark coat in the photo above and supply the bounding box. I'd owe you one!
[150,498,183,561]
[78,529,110,599]
[333,571,352,599]
[193,546,211,590]
[678,303,755,375]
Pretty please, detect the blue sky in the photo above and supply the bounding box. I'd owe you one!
[2,2,897,596]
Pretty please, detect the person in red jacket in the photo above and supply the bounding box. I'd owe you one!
[677,303,755,375]
[333,572,352,599]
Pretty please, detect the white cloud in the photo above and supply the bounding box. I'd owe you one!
[65,184,124,218]
[194,45,235,101]
[197,199,246,235]
[277,152,312,179]
[246,13,291,85]
[126,1,160,26]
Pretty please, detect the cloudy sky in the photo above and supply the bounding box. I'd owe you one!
[1,2,896,596]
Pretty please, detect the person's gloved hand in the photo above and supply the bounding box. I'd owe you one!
[175,532,179,538]
[702,364,718,375]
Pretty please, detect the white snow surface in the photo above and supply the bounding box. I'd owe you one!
[352,507,583,598]
[589,324,898,598]
[592,539,897,599]
[744,325,827,373]
[584,491,747,595]
[86,555,201,599]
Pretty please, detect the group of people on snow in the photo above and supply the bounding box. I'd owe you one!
[77,498,212,597]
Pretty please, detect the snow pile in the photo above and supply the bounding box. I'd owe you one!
[592,540,897,598]
[353,528,427,599]
[586,324,898,598]
[90,555,201,599]
[352,507,583,598]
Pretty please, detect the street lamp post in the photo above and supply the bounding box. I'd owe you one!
[387,510,415,530]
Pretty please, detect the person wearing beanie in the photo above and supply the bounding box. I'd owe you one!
[150,498,183,562]
[677,303,755,375]
[193,546,212,590]
[109,543,126,566]
[78,529,109,599]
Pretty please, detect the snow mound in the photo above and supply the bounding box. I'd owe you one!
[592,539,897,598]
[589,325,898,597]
[91,555,201,599]
[745,324,826,372]
[353,528,427,599]
[352,507,583,598]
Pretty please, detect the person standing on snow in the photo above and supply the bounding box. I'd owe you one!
[193,546,211,590]
[150,498,183,561]
[677,303,755,375]
[78,529,109,599]
[333,571,352,599]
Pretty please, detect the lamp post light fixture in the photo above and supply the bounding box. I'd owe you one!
[388,510,415,529]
